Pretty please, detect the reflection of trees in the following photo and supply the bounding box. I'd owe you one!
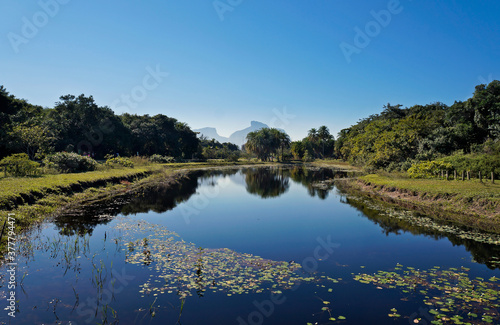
[288,166,340,199]
[120,174,200,215]
[338,192,500,270]
[54,167,345,235]
[244,167,289,198]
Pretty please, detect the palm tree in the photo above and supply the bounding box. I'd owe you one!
[317,126,332,158]
[245,128,291,161]
[273,129,291,161]
[308,128,318,142]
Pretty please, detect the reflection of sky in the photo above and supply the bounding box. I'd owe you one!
[3,169,500,324]
[138,172,496,281]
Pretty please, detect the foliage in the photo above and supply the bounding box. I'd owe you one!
[43,152,98,173]
[9,124,55,159]
[105,157,134,168]
[302,150,313,162]
[407,160,453,178]
[293,126,335,160]
[336,82,500,171]
[149,154,175,164]
[224,152,241,162]
[354,264,500,324]
[245,128,290,161]
[0,89,200,160]
[200,138,240,160]
[0,153,40,177]
[438,151,500,175]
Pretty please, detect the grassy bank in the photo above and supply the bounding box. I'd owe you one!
[340,173,500,234]
[0,160,274,237]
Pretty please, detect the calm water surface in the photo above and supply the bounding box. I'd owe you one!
[1,167,499,325]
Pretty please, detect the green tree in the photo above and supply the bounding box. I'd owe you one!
[245,128,290,161]
[9,124,54,159]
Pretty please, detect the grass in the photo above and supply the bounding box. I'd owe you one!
[360,174,500,201]
[311,159,363,171]
[0,166,157,210]
[349,174,500,233]
[0,160,276,232]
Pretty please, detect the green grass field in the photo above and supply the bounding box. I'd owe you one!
[0,166,157,209]
[360,174,500,203]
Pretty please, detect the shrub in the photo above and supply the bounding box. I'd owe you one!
[302,150,314,162]
[43,152,98,173]
[0,153,40,177]
[130,156,150,166]
[224,152,240,162]
[149,154,175,164]
[407,160,452,179]
[105,157,134,168]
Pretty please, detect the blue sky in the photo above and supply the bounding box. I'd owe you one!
[1,0,499,141]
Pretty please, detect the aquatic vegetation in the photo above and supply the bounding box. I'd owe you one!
[353,264,500,324]
[342,194,500,246]
[115,219,305,299]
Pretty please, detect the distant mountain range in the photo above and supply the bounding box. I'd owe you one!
[193,121,271,147]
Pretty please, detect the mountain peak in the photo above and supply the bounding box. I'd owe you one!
[250,121,266,127]
[194,121,272,147]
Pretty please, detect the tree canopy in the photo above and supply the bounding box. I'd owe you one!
[335,81,500,171]
[0,89,200,160]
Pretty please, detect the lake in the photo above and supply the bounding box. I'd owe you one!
[1,166,499,324]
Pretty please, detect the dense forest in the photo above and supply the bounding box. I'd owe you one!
[0,87,199,160]
[334,80,500,173]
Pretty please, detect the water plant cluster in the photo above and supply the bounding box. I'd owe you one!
[343,193,500,246]
[115,219,305,299]
[353,264,500,324]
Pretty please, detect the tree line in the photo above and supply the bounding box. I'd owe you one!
[2,80,499,173]
[0,88,199,160]
[334,80,500,172]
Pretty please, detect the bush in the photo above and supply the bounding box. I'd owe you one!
[224,152,240,162]
[302,150,314,162]
[105,157,134,168]
[407,160,452,179]
[130,156,150,166]
[0,153,40,177]
[43,152,98,173]
[149,154,175,164]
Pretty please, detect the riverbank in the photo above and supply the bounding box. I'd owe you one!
[337,174,500,234]
[0,161,272,240]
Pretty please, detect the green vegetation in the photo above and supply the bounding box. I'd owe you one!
[0,88,200,160]
[199,137,241,161]
[119,219,303,299]
[354,264,500,324]
[350,174,500,233]
[105,156,134,168]
[336,81,500,172]
[359,174,500,203]
[0,166,155,210]
[43,152,99,173]
[291,125,335,160]
[245,127,291,161]
[0,153,40,177]
[148,154,175,164]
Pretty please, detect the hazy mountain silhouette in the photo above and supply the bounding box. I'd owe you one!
[194,121,270,147]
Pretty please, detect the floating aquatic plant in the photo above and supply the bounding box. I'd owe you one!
[114,219,305,299]
[353,264,500,324]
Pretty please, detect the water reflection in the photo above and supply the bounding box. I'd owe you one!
[339,194,500,269]
[52,167,500,270]
[244,167,289,198]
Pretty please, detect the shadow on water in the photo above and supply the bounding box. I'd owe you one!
[337,192,500,270]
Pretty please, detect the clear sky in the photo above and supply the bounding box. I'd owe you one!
[1,0,499,141]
